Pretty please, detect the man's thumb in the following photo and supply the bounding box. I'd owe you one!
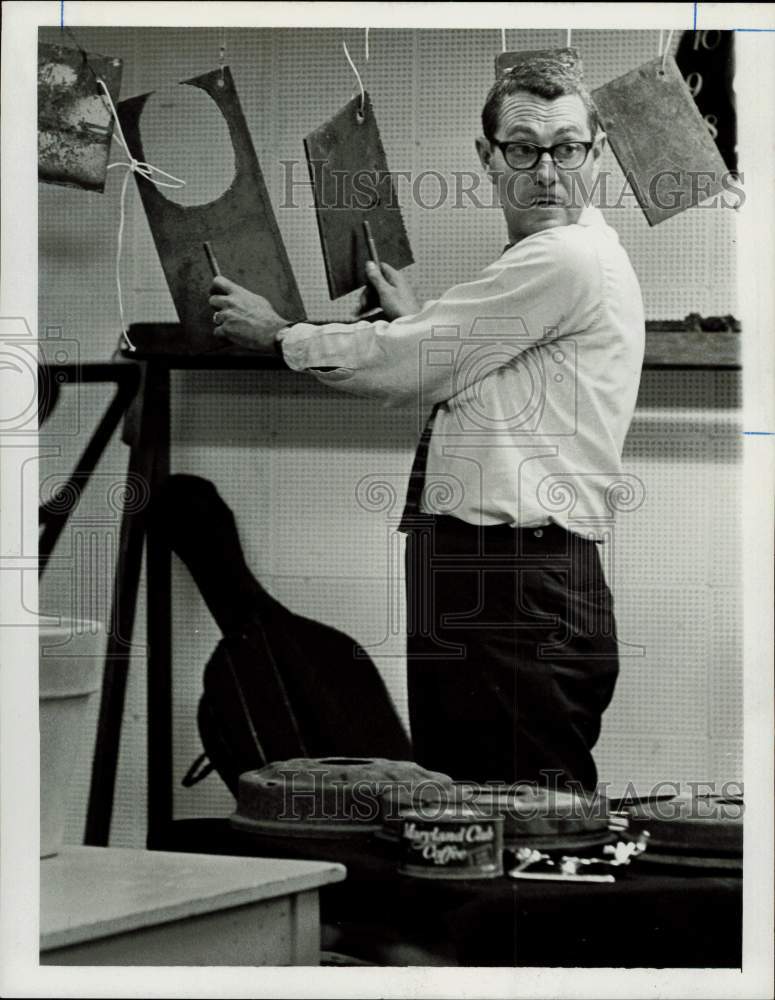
[366,260,388,288]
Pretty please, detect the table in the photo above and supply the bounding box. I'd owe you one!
[152,818,743,968]
[40,846,346,966]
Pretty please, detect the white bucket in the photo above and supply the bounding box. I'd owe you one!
[39,617,104,859]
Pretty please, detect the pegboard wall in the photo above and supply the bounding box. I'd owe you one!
[38,27,742,844]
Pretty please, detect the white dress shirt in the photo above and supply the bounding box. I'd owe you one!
[279,206,645,538]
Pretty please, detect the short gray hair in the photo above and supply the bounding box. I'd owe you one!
[482,54,599,142]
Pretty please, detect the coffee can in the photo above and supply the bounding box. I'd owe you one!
[398,806,504,879]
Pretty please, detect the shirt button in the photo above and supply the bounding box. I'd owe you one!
[533,529,544,538]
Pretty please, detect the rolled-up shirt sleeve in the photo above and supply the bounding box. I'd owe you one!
[278,227,601,406]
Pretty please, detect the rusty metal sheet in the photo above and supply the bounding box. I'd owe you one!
[495,47,582,78]
[304,92,413,300]
[592,56,730,226]
[118,66,305,354]
[38,42,123,192]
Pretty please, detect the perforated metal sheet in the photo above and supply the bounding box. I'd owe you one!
[118,66,306,351]
[304,91,414,299]
[592,55,729,225]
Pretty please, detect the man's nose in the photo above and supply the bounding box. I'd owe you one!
[534,151,558,185]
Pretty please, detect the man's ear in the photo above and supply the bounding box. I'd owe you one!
[592,131,607,163]
[476,136,497,183]
[588,131,607,187]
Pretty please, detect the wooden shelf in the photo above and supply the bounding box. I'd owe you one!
[114,323,741,371]
[120,324,286,369]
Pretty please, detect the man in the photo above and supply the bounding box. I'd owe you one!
[209,56,645,792]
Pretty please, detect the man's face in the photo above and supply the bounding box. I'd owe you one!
[476,90,605,243]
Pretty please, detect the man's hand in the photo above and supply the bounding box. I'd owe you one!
[358,261,420,321]
[208,276,288,352]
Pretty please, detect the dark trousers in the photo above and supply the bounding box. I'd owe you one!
[405,516,619,791]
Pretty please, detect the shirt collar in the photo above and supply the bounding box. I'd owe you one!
[576,204,605,228]
[502,204,609,254]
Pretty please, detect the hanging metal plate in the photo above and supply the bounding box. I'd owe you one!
[38,42,123,192]
[118,66,305,354]
[304,92,414,300]
[592,56,731,226]
[495,47,582,77]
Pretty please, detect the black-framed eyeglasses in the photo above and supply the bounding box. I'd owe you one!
[492,139,594,171]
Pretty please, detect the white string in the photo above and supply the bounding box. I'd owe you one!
[365,26,370,63]
[342,39,366,117]
[661,29,674,73]
[97,78,186,352]
[219,27,226,86]
[501,28,507,53]
[658,29,665,56]
[566,28,572,48]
